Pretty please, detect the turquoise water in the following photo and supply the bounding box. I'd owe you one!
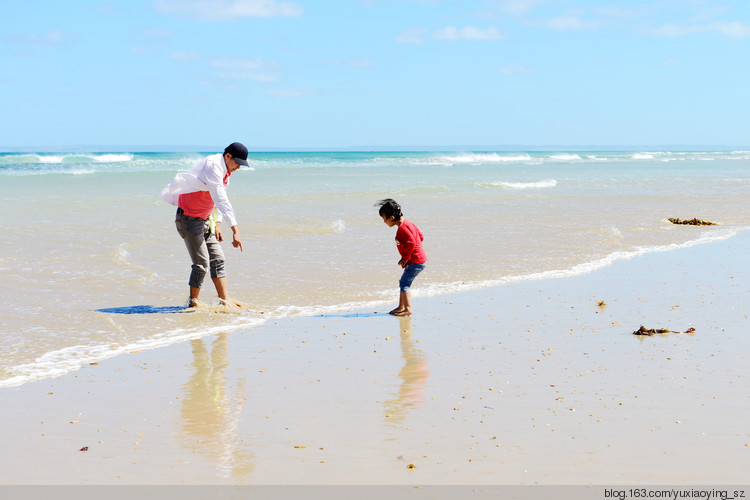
[1,150,748,387]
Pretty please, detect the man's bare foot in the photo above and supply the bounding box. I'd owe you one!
[187,297,200,308]
[389,307,405,315]
[393,309,412,316]
[219,298,242,309]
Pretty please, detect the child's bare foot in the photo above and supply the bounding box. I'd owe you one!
[389,307,405,315]
[393,309,412,316]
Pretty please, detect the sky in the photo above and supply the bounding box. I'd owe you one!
[2,0,749,149]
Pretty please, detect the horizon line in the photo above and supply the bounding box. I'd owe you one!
[2,144,749,153]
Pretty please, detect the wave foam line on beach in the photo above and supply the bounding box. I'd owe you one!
[2,228,744,390]
[0,296,404,389]
[259,228,747,314]
[0,313,267,390]
[417,228,744,297]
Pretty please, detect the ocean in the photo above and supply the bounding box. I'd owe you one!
[1,150,748,388]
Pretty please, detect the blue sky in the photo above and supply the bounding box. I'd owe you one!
[2,0,749,149]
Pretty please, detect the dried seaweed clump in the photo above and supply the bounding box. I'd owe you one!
[668,218,716,226]
[633,326,696,336]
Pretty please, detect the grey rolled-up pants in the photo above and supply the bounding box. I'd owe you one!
[175,209,226,288]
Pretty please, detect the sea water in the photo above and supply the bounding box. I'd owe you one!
[1,150,748,387]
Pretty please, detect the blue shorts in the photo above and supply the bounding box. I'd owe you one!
[399,263,425,292]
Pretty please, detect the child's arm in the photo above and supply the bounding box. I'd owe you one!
[397,236,417,265]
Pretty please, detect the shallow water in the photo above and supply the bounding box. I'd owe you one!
[1,150,748,387]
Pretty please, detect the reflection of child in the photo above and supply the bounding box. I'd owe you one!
[376,199,427,316]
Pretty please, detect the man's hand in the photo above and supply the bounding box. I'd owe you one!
[215,222,223,242]
[231,226,243,252]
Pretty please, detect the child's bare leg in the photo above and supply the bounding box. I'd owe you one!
[389,291,406,315]
[392,290,413,316]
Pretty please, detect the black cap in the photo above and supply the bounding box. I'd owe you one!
[225,142,249,166]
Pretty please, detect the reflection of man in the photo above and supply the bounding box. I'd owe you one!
[383,316,430,423]
[181,334,229,437]
[180,333,253,479]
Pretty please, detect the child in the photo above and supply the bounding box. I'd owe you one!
[376,199,427,316]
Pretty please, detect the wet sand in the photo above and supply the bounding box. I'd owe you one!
[0,232,748,485]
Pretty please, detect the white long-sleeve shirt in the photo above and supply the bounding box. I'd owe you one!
[160,153,238,227]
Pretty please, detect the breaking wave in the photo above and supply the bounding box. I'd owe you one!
[475,179,558,189]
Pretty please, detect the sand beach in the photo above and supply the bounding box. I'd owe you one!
[1,229,747,489]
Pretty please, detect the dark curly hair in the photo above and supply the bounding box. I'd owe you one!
[375,198,403,220]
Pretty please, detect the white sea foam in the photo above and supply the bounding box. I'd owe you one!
[92,153,134,162]
[607,226,624,240]
[549,154,582,161]
[475,179,557,189]
[268,299,391,319]
[27,153,134,164]
[0,297,399,389]
[36,155,66,164]
[0,314,268,389]
[423,153,536,166]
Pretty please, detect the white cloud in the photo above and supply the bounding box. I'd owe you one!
[486,0,547,16]
[710,21,750,38]
[397,26,504,43]
[432,26,505,41]
[652,21,750,38]
[396,27,427,44]
[156,0,303,21]
[212,58,282,82]
[526,6,641,32]
[545,15,585,30]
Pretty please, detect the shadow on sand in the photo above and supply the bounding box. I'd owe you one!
[96,305,187,314]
